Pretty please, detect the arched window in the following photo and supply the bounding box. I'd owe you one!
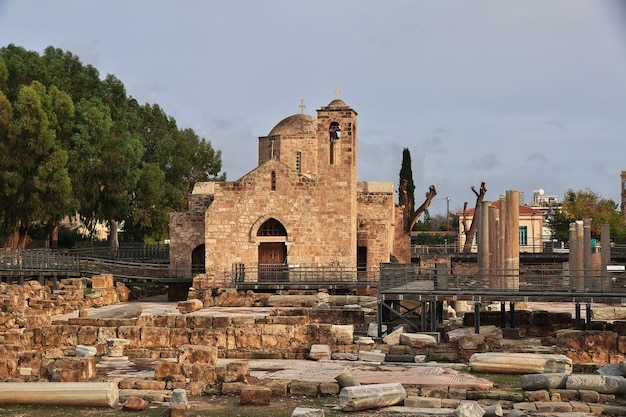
[271,171,276,191]
[257,218,287,236]
[329,122,341,165]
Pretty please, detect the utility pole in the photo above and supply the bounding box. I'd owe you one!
[446,196,450,232]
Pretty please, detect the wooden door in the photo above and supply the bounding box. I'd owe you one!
[258,242,287,282]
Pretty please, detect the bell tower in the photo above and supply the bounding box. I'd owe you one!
[314,92,358,267]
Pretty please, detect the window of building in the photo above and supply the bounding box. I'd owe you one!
[257,218,287,236]
[519,226,528,246]
[271,171,276,191]
[295,151,302,173]
[329,122,340,165]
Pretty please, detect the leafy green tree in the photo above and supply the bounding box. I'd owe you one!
[1,82,72,248]
[69,97,114,240]
[398,148,415,214]
[0,45,225,247]
[0,56,8,93]
[548,188,626,241]
[124,102,224,242]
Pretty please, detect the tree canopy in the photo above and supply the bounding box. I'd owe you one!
[0,44,225,248]
[548,188,626,242]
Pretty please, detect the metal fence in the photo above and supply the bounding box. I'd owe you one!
[380,262,626,295]
[231,264,379,286]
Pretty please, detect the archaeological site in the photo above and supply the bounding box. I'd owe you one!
[1,98,626,417]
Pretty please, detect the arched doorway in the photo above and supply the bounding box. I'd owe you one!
[257,218,288,282]
[191,244,206,276]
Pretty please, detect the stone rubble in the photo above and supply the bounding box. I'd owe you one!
[0,280,625,415]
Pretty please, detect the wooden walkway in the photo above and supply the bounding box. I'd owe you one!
[0,248,189,284]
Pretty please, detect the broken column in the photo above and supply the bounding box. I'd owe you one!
[503,190,519,290]
[0,382,119,407]
[469,352,572,374]
[98,338,131,368]
[339,382,406,412]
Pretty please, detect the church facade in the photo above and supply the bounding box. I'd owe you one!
[169,98,409,287]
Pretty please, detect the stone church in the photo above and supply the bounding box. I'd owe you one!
[169,98,409,288]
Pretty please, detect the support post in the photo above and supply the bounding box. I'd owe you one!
[474,302,481,334]
[421,301,428,331]
[575,303,582,330]
[430,301,436,332]
[377,298,383,338]
[509,302,516,329]
[586,303,592,330]
[500,302,506,328]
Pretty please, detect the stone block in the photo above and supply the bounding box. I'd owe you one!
[117,326,141,348]
[309,344,331,361]
[549,388,578,401]
[524,390,550,402]
[91,274,114,289]
[183,363,217,384]
[454,401,485,417]
[240,385,271,405]
[225,361,248,383]
[169,328,190,347]
[178,344,218,365]
[290,381,319,396]
[535,401,572,413]
[177,299,203,314]
[154,361,182,380]
[291,407,325,417]
[420,386,448,398]
[141,327,170,349]
[404,396,441,408]
[122,396,148,411]
[221,381,246,396]
[330,325,353,345]
[578,389,600,403]
[400,333,437,348]
[319,382,340,395]
[265,379,290,397]
[358,350,386,363]
[382,327,403,346]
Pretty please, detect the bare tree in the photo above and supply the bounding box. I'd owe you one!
[461,182,487,253]
[400,180,437,233]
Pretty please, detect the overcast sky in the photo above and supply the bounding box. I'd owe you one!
[1,1,625,216]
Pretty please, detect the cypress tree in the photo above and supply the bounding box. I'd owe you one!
[399,148,415,215]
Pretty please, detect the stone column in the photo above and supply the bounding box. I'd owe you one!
[583,218,592,289]
[488,205,499,285]
[601,224,611,292]
[497,195,507,289]
[477,201,490,286]
[569,221,585,291]
[503,190,519,290]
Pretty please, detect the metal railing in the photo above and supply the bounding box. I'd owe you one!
[231,264,379,287]
[380,262,626,296]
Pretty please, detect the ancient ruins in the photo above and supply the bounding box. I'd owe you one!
[0,272,624,415]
